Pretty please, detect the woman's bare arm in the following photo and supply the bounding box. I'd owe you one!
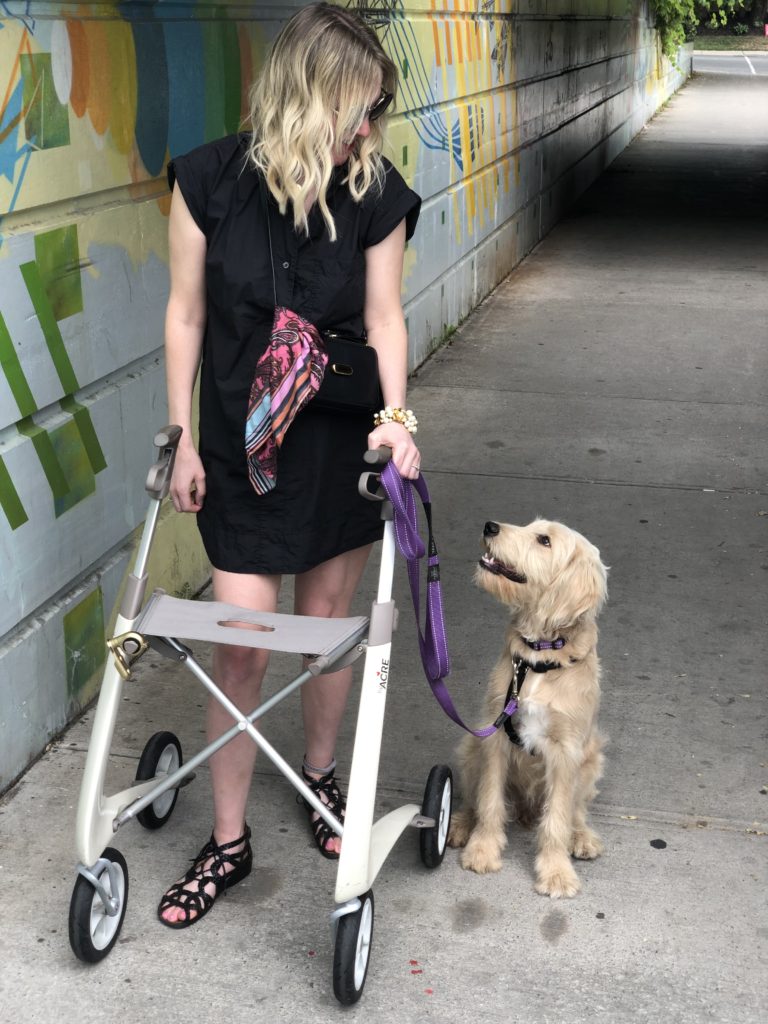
[165,183,208,511]
[364,219,420,478]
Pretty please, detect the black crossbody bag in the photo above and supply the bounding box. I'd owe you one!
[312,330,382,415]
[260,174,382,415]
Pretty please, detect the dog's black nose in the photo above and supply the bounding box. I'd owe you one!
[484,521,500,537]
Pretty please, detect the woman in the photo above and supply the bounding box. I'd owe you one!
[159,2,421,928]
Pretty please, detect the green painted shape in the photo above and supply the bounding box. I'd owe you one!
[34,225,83,321]
[17,417,70,500]
[60,395,107,474]
[63,588,106,700]
[50,418,96,517]
[203,23,227,141]
[0,455,29,530]
[402,57,409,79]
[0,312,37,417]
[402,144,408,167]
[221,21,242,135]
[20,260,79,395]
[19,52,70,150]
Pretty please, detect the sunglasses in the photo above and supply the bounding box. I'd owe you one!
[366,90,393,122]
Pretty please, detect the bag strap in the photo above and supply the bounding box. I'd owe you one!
[379,462,518,738]
[257,173,279,307]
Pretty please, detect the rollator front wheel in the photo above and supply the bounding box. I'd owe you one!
[420,764,453,868]
[69,847,128,963]
[135,731,182,829]
[333,890,374,1005]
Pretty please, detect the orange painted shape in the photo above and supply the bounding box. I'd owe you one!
[67,20,89,119]
[443,20,453,66]
[431,18,442,68]
[84,20,110,136]
[454,18,464,64]
[105,21,137,154]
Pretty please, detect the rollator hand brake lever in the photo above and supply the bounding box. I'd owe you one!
[145,425,183,501]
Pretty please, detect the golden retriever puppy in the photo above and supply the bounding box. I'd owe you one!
[448,518,608,898]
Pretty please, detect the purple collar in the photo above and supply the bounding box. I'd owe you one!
[523,636,566,652]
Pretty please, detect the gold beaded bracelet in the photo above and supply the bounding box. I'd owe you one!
[373,406,418,434]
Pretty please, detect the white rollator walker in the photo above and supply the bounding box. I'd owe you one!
[69,425,453,1005]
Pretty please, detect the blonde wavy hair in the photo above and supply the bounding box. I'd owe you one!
[246,2,397,241]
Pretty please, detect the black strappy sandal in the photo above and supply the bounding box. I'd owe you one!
[299,765,346,860]
[157,825,252,929]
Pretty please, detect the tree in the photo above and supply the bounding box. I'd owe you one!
[650,0,753,62]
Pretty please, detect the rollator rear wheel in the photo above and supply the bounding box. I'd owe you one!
[69,847,128,963]
[135,731,182,829]
[333,890,374,1005]
[420,764,453,868]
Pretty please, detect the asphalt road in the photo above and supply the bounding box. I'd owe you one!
[693,51,768,76]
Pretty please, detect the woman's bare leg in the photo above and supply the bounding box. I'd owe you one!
[294,544,372,854]
[159,567,280,924]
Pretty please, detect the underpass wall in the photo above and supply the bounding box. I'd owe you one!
[0,1,688,789]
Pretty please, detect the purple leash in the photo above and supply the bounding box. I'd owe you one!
[380,461,518,738]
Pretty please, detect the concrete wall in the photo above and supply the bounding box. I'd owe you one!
[0,0,689,791]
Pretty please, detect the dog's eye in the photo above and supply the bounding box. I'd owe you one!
[536,534,551,547]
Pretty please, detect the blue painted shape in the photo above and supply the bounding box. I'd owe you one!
[165,20,206,156]
[131,21,170,177]
[0,80,25,183]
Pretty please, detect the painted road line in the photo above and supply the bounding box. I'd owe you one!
[743,54,756,75]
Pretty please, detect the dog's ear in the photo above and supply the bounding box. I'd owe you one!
[538,542,608,631]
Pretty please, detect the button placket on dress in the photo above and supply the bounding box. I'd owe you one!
[277,215,298,307]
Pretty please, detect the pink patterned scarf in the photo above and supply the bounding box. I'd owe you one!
[245,307,328,494]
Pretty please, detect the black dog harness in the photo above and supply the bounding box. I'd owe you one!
[498,652,563,748]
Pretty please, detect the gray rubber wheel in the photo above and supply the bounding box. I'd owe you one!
[135,731,182,829]
[333,891,374,1005]
[420,765,453,868]
[69,847,128,963]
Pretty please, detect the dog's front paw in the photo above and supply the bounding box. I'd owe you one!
[571,828,603,860]
[447,810,472,849]
[460,834,503,874]
[535,854,581,898]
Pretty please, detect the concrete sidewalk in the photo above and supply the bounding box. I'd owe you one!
[1,72,766,1023]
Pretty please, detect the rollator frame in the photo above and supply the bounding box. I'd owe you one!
[69,426,452,1005]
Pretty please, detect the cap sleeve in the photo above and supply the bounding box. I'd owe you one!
[166,136,244,235]
[362,159,421,249]
[167,151,208,233]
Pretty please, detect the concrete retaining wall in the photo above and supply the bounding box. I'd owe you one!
[0,0,689,790]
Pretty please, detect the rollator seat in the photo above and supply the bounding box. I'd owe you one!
[135,591,369,659]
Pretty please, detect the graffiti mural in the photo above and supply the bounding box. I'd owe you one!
[0,0,688,789]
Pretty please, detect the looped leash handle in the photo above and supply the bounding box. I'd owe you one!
[379,462,517,738]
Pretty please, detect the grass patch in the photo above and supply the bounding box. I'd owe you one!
[693,35,768,50]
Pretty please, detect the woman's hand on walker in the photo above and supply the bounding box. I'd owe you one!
[368,422,421,479]
[170,444,206,512]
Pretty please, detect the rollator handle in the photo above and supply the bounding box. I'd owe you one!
[364,445,393,466]
[145,425,183,501]
[154,425,183,450]
[359,446,393,508]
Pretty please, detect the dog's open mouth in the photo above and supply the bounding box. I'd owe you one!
[478,554,527,584]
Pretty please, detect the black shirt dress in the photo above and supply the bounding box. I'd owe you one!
[168,134,421,574]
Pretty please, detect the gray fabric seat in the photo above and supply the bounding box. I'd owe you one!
[136,592,369,658]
